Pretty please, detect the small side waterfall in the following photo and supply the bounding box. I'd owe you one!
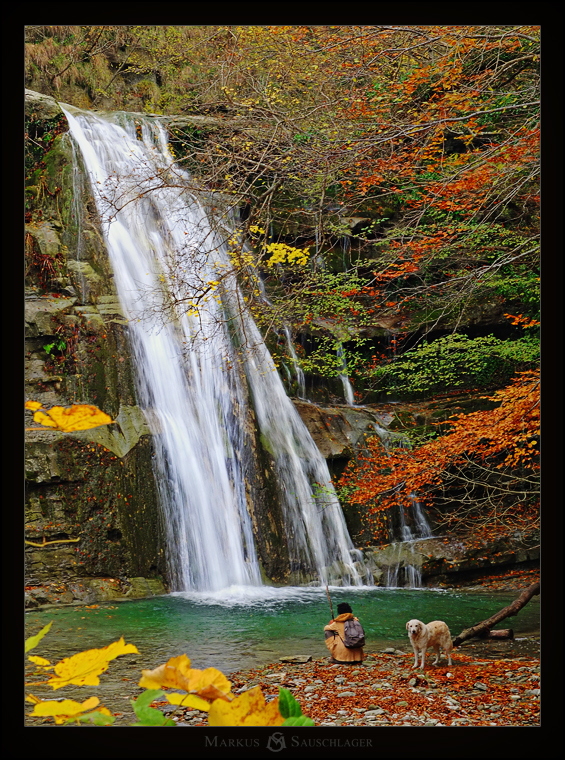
[63,106,369,591]
[383,495,433,588]
[282,326,306,400]
[337,344,356,406]
[371,426,433,588]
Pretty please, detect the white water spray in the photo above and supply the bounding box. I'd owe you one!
[63,106,368,591]
[337,344,356,406]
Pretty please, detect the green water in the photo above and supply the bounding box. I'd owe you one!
[25,586,539,674]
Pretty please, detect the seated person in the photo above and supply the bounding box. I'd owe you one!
[324,602,364,663]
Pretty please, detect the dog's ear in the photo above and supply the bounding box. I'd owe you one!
[406,621,410,630]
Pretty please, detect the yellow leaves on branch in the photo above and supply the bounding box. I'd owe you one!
[208,685,285,727]
[31,637,139,690]
[25,401,114,432]
[264,241,310,268]
[139,654,233,710]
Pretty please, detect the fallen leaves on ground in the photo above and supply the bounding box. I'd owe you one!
[179,650,539,728]
[464,567,540,592]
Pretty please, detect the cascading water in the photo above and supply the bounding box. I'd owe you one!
[282,326,306,400]
[383,494,433,588]
[371,425,433,588]
[67,136,88,302]
[63,106,369,592]
[337,344,356,406]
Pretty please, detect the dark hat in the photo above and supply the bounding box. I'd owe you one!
[337,602,353,615]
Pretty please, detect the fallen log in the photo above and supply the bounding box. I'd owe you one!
[453,581,539,647]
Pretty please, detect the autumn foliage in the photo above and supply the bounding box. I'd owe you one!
[25,25,540,534]
[339,370,539,535]
[25,25,540,382]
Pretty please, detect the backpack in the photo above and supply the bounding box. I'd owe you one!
[343,618,365,648]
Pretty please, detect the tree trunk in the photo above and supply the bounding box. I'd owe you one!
[453,581,539,647]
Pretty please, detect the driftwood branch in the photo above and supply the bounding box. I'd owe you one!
[453,581,540,647]
[25,536,81,548]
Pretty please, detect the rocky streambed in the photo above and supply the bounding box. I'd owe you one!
[24,639,540,728]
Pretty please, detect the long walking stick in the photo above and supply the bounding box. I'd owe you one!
[325,584,335,621]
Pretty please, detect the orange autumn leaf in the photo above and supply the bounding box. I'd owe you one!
[139,654,232,703]
[208,685,285,727]
[24,400,43,411]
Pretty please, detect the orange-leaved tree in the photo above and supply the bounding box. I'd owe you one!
[338,370,539,537]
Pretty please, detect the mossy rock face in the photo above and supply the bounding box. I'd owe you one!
[25,97,167,601]
[25,89,65,121]
[25,294,77,338]
[123,577,167,599]
[24,575,168,608]
[25,432,165,587]
[66,262,105,303]
[361,529,540,588]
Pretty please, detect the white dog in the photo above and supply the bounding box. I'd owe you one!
[406,619,453,669]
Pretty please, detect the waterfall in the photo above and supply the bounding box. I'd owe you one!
[371,426,433,588]
[282,326,306,400]
[383,494,433,588]
[63,106,368,591]
[337,344,356,406]
[65,135,88,302]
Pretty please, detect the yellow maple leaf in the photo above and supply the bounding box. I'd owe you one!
[186,667,233,701]
[26,402,114,432]
[139,653,194,691]
[47,637,139,690]
[208,686,284,726]
[139,654,232,703]
[32,696,101,724]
